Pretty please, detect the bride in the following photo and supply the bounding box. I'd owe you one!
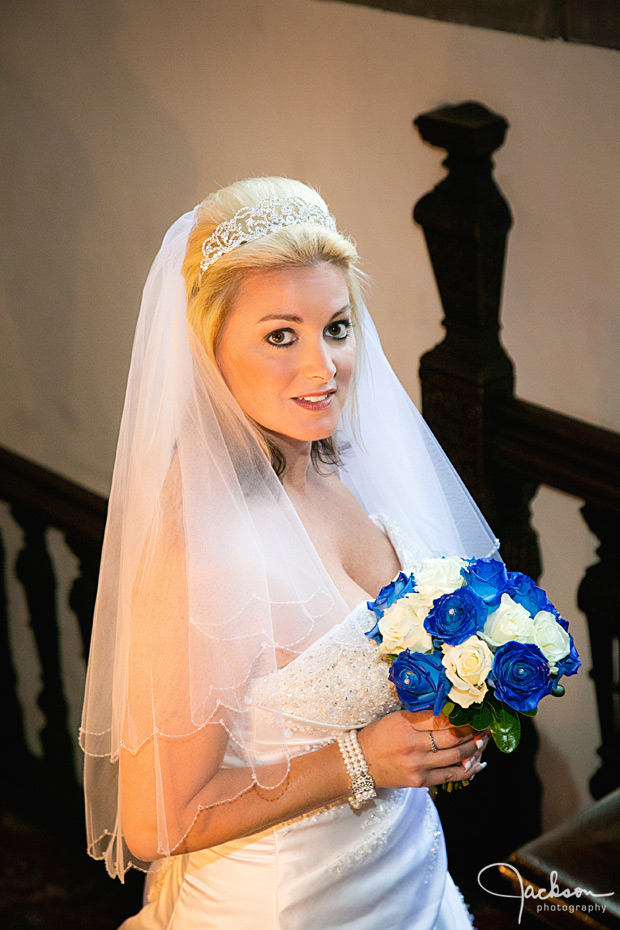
[80,177,496,929]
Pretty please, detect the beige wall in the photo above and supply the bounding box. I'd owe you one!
[2,0,619,830]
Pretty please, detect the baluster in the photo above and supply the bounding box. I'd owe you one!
[65,533,102,660]
[412,102,542,878]
[413,102,541,576]
[578,503,620,798]
[11,504,81,829]
[414,102,513,513]
[0,522,38,804]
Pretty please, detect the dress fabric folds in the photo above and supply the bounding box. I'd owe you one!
[119,516,473,930]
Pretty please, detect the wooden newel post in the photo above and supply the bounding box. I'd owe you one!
[413,102,514,523]
[413,103,543,879]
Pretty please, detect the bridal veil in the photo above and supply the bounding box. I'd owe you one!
[79,178,498,878]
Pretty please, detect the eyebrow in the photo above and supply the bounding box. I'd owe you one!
[258,305,351,324]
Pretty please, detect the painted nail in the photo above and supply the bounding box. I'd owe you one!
[463,757,474,771]
[475,736,488,749]
[472,760,487,774]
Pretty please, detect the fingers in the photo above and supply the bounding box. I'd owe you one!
[430,737,481,769]
[358,711,490,792]
[426,759,486,787]
[425,725,491,774]
[418,723,485,753]
[425,730,490,787]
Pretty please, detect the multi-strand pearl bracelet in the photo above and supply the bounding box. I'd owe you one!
[337,729,376,810]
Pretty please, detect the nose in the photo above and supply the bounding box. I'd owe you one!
[302,336,337,382]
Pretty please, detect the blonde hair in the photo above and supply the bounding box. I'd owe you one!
[182,177,364,475]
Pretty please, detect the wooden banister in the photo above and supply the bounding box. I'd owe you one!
[0,444,145,922]
[493,399,620,514]
[0,446,107,544]
[412,101,620,887]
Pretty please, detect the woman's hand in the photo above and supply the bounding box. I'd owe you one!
[357,710,489,790]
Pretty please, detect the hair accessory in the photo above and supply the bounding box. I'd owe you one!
[428,731,438,752]
[337,729,376,810]
[200,196,338,275]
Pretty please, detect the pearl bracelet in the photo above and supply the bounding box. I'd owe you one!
[337,729,376,810]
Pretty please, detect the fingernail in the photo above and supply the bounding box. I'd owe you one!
[463,757,474,772]
[475,736,488,749]
[472,761,487,774]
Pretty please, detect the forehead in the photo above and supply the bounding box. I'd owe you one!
[228,263,350,322]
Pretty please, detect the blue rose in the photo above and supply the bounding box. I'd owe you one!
[490,641,553,712]
[366,572,416,643]
[462,557,509,609]
[424,586,487,645]
[389,649,450,715]
[555,634,581,680]
[506,572,567,629]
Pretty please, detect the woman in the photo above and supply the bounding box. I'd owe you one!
[80,177,497,929]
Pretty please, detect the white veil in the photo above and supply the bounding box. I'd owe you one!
[80,193,498,879]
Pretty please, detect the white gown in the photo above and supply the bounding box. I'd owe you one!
[119,515,474,930]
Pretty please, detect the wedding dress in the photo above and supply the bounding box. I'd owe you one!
[119,514,473,930]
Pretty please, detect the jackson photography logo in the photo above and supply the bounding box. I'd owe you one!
[477,862,615,925]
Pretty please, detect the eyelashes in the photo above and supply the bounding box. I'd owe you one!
[325,320,352,340]
[265,329,295,347]
[265,319,353,348]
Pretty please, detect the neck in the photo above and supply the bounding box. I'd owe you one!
[274,434,314,494]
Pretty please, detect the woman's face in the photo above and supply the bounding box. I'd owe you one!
[215,262,356,447]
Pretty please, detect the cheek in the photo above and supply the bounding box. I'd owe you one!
[223,347,294,411]
[337,344,357,389]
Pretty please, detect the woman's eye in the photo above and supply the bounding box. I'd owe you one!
[326,320,351,339]
[266,329,295,347]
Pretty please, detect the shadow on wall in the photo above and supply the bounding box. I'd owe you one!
[537,733,583,830]
[0,0,200,489]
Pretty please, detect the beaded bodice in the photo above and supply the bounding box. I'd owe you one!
[250,513,420,731]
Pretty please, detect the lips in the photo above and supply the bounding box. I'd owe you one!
[292,389,335,411]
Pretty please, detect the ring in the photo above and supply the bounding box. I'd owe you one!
[428,732,438,753]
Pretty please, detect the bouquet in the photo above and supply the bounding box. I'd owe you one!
[365,557,580,756]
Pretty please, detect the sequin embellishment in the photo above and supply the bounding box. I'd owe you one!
[328,792,405,874]
[423,793,442,885]
[251,603,401,728]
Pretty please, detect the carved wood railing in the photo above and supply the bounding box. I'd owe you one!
[412,102,620,876]
[0,448,106,834]
[0,450,146,923]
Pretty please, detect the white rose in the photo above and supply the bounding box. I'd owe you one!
[532,610,570,670]
[378,596,433,655]
[441,636,493,709]
[414,556,467,606]
[480,593,535,649]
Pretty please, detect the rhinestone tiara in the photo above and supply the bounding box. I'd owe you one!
[200,196,338,276]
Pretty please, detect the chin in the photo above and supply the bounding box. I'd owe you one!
[267,420,338,446]
[294,418,341,443]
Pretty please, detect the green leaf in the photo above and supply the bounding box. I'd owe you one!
[520,707,539,717]
[488,698,521,753]
[467,701,494,731]
[442,701,456,716]
[447,704,476,726]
